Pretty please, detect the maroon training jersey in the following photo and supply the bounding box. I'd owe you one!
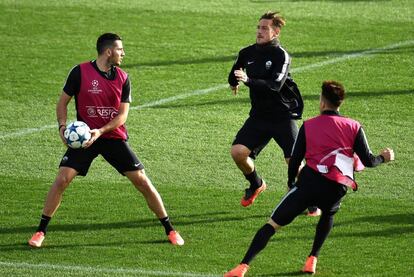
[77,62,129,140]
[304,114,362,190]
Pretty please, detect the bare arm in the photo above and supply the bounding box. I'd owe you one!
[56,91,73,144]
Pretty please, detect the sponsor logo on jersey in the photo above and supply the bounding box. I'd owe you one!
[86,106,97,116]
[86,106,118,119]
[88,80,102,94]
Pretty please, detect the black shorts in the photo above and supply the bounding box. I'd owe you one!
[232,117,298,159]
[59,138,144,176]
[270,166,348,226]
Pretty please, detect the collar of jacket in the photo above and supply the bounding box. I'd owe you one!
[255,39,279,52]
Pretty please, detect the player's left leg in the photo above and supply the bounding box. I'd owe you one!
[125,169,167,218]
[101,140,184,246]
[125,170,184,246]
[302,211,334,274]
[302,180,347,274]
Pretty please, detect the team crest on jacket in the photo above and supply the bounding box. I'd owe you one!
[265,60,272,70]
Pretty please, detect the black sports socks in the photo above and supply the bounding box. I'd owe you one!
[241,223,276,265]
[159,216,174,235]
[36,214,51,234]
[310,213,334,257]
[244,169,262,191]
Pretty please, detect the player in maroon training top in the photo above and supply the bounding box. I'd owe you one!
[224,81,394,277]
[29,33,184,248]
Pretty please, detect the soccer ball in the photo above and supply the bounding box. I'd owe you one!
[64,121,91,149]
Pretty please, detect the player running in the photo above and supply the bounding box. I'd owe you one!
[228,11,319,215]
[224,80,394,276]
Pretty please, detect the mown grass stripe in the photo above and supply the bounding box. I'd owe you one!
[1,39,412,140]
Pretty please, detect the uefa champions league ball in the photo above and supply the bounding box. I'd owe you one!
[64,121,91,149]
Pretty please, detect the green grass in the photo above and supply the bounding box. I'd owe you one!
[1,0,413,276]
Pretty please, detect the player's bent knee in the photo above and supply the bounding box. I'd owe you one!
[136,169,150,182]
[267,218,281,230]
[127,170,152,189]
[53,176,72,191]
[231,145,250,161]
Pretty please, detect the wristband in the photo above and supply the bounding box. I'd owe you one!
[58,124,66,131]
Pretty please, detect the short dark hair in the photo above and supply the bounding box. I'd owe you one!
[96,33,122,55]
[260,11,286,28]
[321,80,345,107]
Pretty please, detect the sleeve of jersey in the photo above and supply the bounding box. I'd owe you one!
[228,51,244,87]
[245,50,290,93]
[287,124,306,186]
[121,76,132,103]
[62,65,81,96]
[353,127,384,167]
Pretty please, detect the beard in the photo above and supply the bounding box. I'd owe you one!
[108,55,122,67]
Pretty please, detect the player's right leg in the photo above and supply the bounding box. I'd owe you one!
[231,117,270,207]
[231,144,267,207]
[29,167,78,248]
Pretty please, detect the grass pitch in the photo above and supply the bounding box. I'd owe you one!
[0,0,413,276]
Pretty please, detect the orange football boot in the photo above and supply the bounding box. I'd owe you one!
[302,255,317,274]
[241,182,267,207]
[28,231,45,248]
[168,230,184,246]
[224,263,249,277]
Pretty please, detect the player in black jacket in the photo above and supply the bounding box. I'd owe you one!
[228,11,316,212]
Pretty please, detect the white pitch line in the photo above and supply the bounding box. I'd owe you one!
[291,39,414,73]
[0,261,221,277]
[0,124,57,139]
[130,84,228,110]
[1,39,413,140]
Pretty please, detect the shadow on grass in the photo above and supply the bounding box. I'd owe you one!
[2,212,411,250]
[256,272,304,277]
[338,212,414,226]
[0,210,263,235]
[332,213,414,238]
[0,239,169,252]
[0,210,266,251]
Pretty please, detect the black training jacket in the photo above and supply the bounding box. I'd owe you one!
[228,40,303,120]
